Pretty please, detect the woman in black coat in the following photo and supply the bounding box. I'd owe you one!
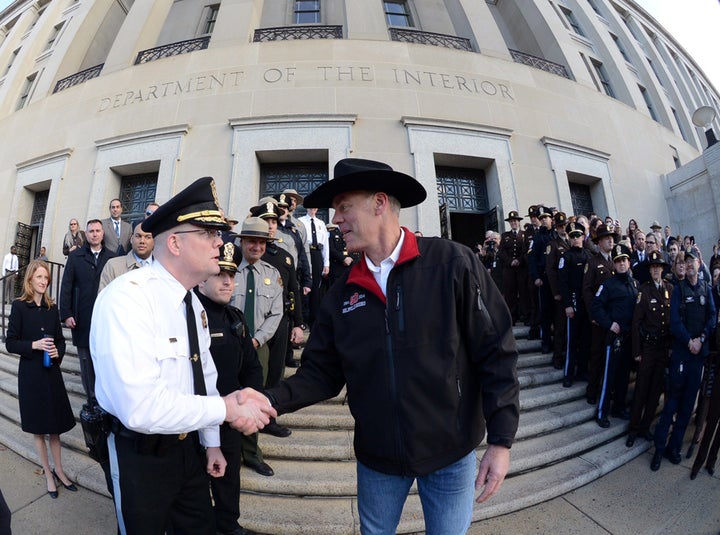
[6,260,76,498]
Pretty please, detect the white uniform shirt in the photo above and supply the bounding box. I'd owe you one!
[298,215,330,268]
[2,252,18,276]
[90,261,225,447]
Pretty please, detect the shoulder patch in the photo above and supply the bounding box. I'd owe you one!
[596,285,604,297]
[285,257,291,265]
[558,257,565,269]
[545,244,552,255]
[584,263,589,273]
[636,291,642,304]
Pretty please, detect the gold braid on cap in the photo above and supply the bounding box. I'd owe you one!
[176,210,226,224]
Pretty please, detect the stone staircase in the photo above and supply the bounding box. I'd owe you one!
[0,321,650,534]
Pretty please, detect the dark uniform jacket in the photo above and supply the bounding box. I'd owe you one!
[632,279,673,358]
[196,291,263,394]
[528,227,553,282]
[583,252,614,318]
[546,235,570,298]
[59,244,116,347]
[263,243,304,328]
[498,229,525,268]
[279,220,312,289]
[670,278,717,359]
[591,272,639,333]
[267,229,520,477]
[558,246,593,310]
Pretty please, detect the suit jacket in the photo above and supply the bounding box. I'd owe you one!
[98,251,151,293]
[101,218,132,255]
[60,245,116,347]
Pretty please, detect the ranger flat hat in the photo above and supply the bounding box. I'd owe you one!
[566,222,585,237]
[593,223,619,243]
[647,250,668,267]
[303,158,427,209]
[218,237,242,273]
[649,220,662,230]
[143,177,231,236]
[612,243,631,262]
[526,205,538,218]
[251,198,281,220]
[282,189,304,205]
[505,210,523,222]
[236,217,274,241]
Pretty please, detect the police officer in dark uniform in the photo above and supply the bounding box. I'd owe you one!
[499,210,528,324]
[558,221,593,387]
[626,250,673,447]
[591,244,639,428]
[274,193,313,307]
[196,238,264,535]
[524,206,541,338]
[583,223,617,404]
[528,206,554,354]
[651,250,717,471]
[546,212,570,368]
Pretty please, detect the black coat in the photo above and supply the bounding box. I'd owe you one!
[6,300,75,435]
[59,244,115,347]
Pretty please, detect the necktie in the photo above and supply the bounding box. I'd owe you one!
[114,220,120,237]
[244,265,255,336]
[93,252,99,266]
[184,291,207,396]
[311,218,318,247]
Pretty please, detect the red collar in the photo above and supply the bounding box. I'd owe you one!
[346,227,420,304]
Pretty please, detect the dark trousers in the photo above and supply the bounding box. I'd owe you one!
[266,315,289,388]
[628,341,668,435]
[587,323,606,399]
[0,488,10,535]
[211,424,244,534]
[503,266,528,321]
[528,278,539,332]
[597,334,632,420]
[538,280,553,348]
[553,297,567,362]
[307,248,324,327]
[565,303,590,379]
[654,354,704,455]
[692,382,720,473]
[77,346,96,402]
[107,431,214,535]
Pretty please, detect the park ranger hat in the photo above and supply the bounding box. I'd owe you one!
[611,243,631,262]
[303,158,427,209]
[526,205,538,218]
[143,177,232,236]
[593,223,619,243]
[236,217,275,241]
[282,188,304,205]
[566,222,585,238]
[647,250,668,267]
[505,210,523,222]
[250,198,281,220]
[649,220,662,230]
[217,237,243,273]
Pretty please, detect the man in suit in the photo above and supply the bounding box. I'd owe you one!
[60,219,116,401]
[98,222,154,292]
[2,244,19,304]
[101,198,132,255]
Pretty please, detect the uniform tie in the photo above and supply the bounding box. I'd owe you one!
[184,291,207,396]
[244,265,255,336]
[311,218,318,247]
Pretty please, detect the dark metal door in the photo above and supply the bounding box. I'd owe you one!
[439,203,451,239]
[569,183,594,217]
[487,206,499,232]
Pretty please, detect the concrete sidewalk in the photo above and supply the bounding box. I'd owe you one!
[1,439,719,535]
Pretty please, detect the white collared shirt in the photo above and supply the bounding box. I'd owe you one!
[2,252,18,276]
[90,261,225,447]
[365,229,405,297]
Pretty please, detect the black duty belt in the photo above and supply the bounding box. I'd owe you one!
[110,416,195,456]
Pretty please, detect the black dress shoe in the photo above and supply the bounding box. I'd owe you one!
[651,450,663,471]
[690,466,700,480]
[707,466,715,476]
[243,460,274,477]
[625,434,636,448]
[664,449,682,465]
[52,469,78,491]
[47,488,58,499]
[259,421,292,438]
[596,417,610,428]
[610,409,631,420]
[562,377,573,388]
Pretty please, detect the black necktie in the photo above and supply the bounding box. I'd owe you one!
[311,218,318,246]
[184,291,207,396]
[93,252,99,266]
[244,265,255,336]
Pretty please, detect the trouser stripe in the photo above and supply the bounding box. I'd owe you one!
[598,345,611,419]
[108,433,127,535]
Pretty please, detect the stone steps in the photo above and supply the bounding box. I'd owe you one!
[0,324,651,534]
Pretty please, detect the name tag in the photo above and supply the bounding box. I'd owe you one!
[650,299,657,304]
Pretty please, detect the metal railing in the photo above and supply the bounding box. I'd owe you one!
[253,25,343,42]
[389,28,472,52]
[53,63,104,93]
[1,261,64,342]
[509,49,570,79]
[135,36,211,65]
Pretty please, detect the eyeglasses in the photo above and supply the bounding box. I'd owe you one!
[145,210,154,216]
[175,229,222,240]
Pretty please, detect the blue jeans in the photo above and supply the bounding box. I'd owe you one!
[356,451,476,535]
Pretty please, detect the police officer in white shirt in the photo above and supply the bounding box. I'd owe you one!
[90,177,276,535]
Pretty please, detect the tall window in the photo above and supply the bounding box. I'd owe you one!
[671,108,688,142]
[4,48,19,76]
[294,1,320,24]
[559,6,585,37]
[639,85,658,122]
[45,21,65,50]
[384,1,413,28]
[203,5,220,34]
[591,60,615,98]
[611,34,630,63]
[119,173,158,222]
[16,72,37,110]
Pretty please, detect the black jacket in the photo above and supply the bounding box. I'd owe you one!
[267,230,519,477]
[59,244,116,347]
[591,272,639,334]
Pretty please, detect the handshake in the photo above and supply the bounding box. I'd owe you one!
[223,388,277,434]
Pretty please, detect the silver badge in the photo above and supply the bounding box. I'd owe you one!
[700,295,706,306]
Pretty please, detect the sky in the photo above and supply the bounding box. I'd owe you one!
[0,0,717,91]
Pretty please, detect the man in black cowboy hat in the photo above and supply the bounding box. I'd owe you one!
[90,177,275,534]
[264,158,519,534]
[498,210,528,324]
[196,236,264,535]
[591,243,639,428]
